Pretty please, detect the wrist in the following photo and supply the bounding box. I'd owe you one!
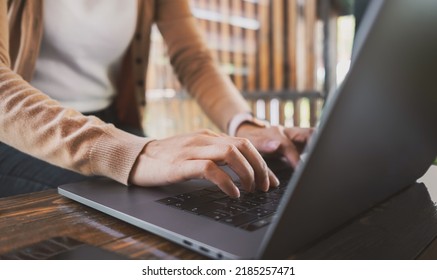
[128,139,156,185]
[228,112,270,137]
[235,122,267,138]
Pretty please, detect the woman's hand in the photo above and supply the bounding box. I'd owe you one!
[129,130,279,197]
[236,124,314,168]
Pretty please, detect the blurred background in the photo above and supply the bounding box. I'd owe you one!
[144,0,355,138]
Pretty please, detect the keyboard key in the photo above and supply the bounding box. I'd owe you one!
[248,207,274,218]
[157,197,181,205]
[239,191,256,199]
[261,201,281,211]
[156,173,289,232]
[249,196,275,204]
[262,191,283,200]
[203,211,230,220]
[169,201,184,208]
[181,195,215,204]
[217,205,246,216]
[185,202,224,215]
[175,194,196,202]
[233,200,259,210]
[204,192,228,200]
[215,197,240,206]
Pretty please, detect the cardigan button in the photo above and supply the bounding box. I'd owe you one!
[136,57,143,64]
[137,80,144,87]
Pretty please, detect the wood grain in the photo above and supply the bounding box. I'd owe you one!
[1,180,437,260]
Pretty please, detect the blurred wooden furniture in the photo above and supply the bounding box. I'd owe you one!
[1,166,436,260]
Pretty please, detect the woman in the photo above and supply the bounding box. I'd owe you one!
[0,0,312,198]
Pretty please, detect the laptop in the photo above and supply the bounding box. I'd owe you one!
[58,0,437,259]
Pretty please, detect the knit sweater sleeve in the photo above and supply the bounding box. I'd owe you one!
[0,65,152,185]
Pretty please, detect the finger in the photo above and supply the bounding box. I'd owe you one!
[258,139,281,154]
[181,145,254,192]
[179,160,240,198]
[224,137,270,192]
[283,127,312,155]
[268,168,280,190]
[282,141,300,168]
[284,127,314,143]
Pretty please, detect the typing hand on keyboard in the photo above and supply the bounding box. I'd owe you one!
[129,130,280,198]
[157,166,292,232]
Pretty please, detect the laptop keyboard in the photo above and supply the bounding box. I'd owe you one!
[157,162,292,232]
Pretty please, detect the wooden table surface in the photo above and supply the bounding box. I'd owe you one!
[1,166,437,260]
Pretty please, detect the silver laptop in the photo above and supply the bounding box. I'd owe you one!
[59,0,437,259]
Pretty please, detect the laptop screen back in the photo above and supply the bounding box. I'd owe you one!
[260,0,437,259]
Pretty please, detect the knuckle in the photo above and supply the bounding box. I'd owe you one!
[235,137,252,149]
[247,167,255,180]
[201,160,216,174]
[184,134,206,146]
[223,144,238,157]
[259,159,268,170]
[197,129,214,135]
[181,135,194,146]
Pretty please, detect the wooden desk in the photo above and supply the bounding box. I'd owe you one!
[1,166,437,260]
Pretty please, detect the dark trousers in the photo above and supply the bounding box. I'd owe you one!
[0,104,144,198]
[0,143,89,197]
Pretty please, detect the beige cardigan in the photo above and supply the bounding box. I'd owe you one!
[0,0,250,185]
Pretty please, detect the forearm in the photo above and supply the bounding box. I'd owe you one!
[0,64,151,184]
[156,1,251,132]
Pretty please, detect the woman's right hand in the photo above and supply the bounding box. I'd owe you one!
[129,130,279,197]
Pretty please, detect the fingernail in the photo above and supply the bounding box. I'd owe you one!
[233,187,240,198]
[264,140,281,152]
[263,175,269,192]
[273,175,280,187]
